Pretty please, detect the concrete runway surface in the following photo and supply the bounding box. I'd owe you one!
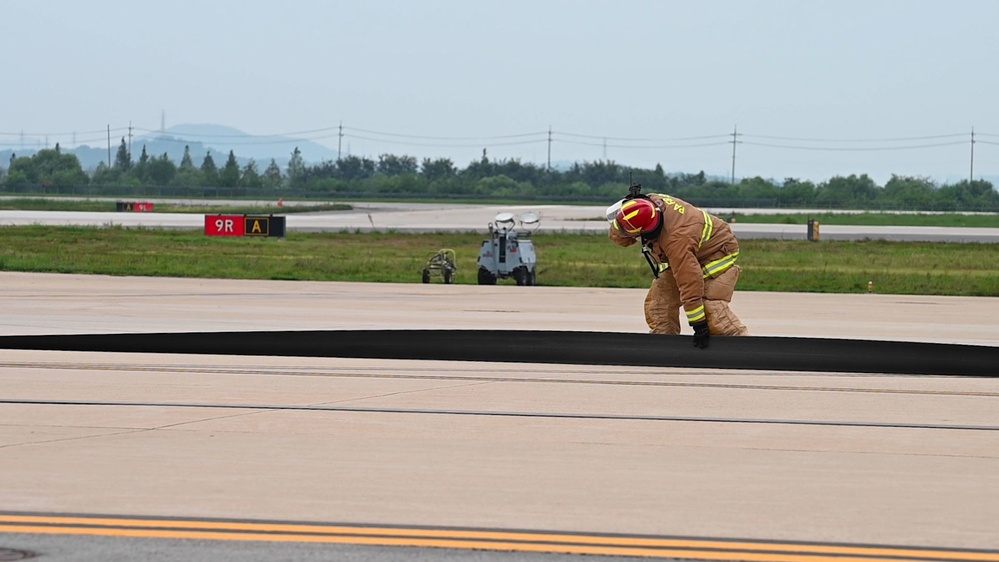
[1,272,998,561]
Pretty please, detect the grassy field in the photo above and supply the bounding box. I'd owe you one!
[0,226,996,296]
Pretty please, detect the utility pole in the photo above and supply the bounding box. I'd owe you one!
[970,127,976,183]
[128,121,133,159]
[337,121,343,161]
[107,125,111,168]
[730,125,741,184]
[547,126,552,170]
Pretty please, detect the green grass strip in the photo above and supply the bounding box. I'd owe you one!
[0,226,996,296]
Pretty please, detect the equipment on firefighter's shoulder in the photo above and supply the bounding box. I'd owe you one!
[641,244,663,279]
[625,179,648,200]
[421,248,457,284]
[692,321,711,349]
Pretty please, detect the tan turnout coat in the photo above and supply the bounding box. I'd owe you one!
[610,194,741,326]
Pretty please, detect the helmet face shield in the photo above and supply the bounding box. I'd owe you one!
[605,199,624,222]
[613,198,659,236]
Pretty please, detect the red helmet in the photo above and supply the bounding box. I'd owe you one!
[613,198,659,236]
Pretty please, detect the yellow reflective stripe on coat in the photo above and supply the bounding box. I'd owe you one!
[699,210,714,248]
[702,252,739,278]
[686,304,706,324]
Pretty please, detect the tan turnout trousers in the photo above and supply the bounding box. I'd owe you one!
[645,265,750,336]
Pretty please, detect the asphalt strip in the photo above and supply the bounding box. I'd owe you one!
[0,330,995,377]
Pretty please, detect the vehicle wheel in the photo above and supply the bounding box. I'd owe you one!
[527,269,537,286]
[443,268,454,284]
[477,267,497,285]
[513,266,527,286]
[422,269,430,284]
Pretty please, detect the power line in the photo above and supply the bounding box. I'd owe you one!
[730,125,741,185]
[741,140,968,152]
[345,134,546,149]
[0,127,129,137]
[970,127,976,182]
[131,125,342,138]
[4,124,998,149]
[143,134,344,146]
[5,124,997,142]
[547,126,552,170]
[3,123,996,186]
[556,138,729,150]
[555,131,730,142]
[344,126,546,141]
[742,132,968,143]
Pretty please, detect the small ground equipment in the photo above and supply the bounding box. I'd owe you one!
[422,248,457,284]
[476,212,540,286]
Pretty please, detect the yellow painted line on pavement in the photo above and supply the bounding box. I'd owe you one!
[1,515,997,562]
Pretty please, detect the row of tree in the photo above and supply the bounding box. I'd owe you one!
[2,139,997,211]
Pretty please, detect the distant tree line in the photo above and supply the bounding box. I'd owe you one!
[2,139,997,211]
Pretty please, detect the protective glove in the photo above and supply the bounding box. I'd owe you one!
[691,321,710,349]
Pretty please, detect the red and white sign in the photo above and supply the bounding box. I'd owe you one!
[204,215,246,237]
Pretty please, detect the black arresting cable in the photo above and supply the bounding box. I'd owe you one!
[0,330,995,377]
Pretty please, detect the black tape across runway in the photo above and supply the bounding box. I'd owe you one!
[0,330,995,377]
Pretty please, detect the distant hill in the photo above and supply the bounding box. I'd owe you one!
[131,124,339,168]
[0,123,339,172]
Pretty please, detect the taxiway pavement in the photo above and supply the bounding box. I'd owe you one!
[1,273,997,560]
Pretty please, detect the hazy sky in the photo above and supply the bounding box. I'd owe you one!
[3,0,998,183]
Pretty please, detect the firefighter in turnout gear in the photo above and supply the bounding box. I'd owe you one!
[609,191,749,348]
